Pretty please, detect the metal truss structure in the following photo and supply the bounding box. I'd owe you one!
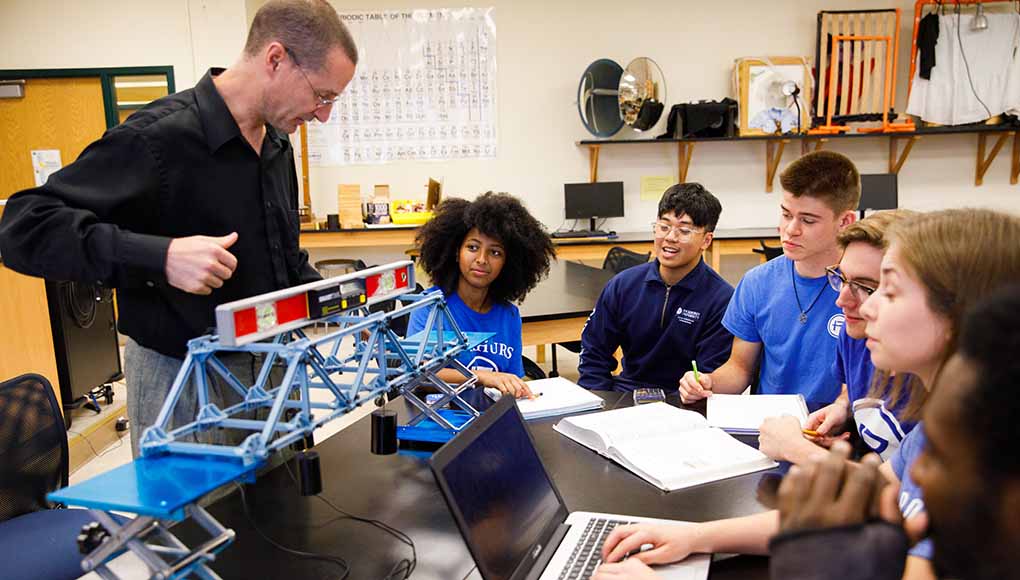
[50,262,489,579]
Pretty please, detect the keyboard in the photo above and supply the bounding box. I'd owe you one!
[550,230,612,239]
[558,518,634,580]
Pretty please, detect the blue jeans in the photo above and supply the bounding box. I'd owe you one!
[124,338,284,458]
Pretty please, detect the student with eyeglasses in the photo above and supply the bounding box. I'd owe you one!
[0,0,358,457]
[594,209,1020,580]
[678,151,859,405]
[757,210,919,465]
[577,183,734,393]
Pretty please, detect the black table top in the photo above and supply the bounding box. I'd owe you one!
[174,392,775,580]
[518,260,615,322]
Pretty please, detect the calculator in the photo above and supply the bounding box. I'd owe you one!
[632,387,666,405]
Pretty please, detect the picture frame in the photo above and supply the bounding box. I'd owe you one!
[735,57,813,136]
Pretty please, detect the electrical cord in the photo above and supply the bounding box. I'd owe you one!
[282,461,417,579]
[956,6,994,119]
[235,482,352,580]
[68,428,125,460]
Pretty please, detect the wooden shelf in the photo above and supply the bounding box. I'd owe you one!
[578,124,1019,190]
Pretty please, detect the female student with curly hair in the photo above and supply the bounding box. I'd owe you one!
[593,208,1020,580]
[408,192,555,398]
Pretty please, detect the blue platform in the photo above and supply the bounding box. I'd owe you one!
[401,330,492,353]
[397,408,476,445]
[48,454,263,520]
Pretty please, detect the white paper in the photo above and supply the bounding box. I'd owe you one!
[31,149,62,186]
[304,8,497,165]
[706,394,809,433]
[485,377,603,420]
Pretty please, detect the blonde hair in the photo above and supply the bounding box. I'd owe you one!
[871,208,1020,419]
[836,209,918,251]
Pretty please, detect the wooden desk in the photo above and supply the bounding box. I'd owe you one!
[301,227,780,269]
[0,262,61,408]
[705,227,781,272]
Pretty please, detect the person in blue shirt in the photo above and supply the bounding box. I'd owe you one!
[593,209,1020,580]
[759,210,919,464]
[678,151,860,404]
[407,192,554,399]
[767,273,1020,578]
[577,183,733,392]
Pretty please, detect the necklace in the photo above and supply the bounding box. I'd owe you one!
[790,260,828,324]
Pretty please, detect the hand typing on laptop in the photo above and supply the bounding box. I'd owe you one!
[591,557,659,579]
[595,519,701,570]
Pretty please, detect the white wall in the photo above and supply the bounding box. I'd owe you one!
[0,0,247,91]
[282,0,1020,232]
[2,0,1017,234]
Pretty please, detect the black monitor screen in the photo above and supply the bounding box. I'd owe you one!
[564,182,625,219]
[859,174,898,211]
[437,404,563,580]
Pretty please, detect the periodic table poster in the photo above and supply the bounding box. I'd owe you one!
[305,8,497,166]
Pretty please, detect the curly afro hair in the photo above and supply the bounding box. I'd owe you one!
[416,192,555,304]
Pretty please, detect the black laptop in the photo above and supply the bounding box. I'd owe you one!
[429,396,710,580]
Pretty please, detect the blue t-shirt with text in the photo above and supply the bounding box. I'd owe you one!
[722,256,843,402]
[890,425,933,560]
[833,329,916,459]
[407,288,524,377]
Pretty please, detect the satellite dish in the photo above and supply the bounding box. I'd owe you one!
[577,59,624,138]
[619,57,666,131]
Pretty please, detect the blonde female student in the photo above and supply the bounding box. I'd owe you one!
[592,208,1020,580]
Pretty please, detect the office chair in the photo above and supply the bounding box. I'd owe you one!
[549,247,651,377]
[0,373,128,580]
[521,356,547,380]
[313,258,366,278]
[601,246,652,274]
[752,240,784,262]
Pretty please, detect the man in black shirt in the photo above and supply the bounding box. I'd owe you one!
[0,0,358,455]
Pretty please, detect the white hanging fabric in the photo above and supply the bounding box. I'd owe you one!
[907,9,1020,125]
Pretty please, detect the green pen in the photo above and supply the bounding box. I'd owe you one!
[691,360,701,382]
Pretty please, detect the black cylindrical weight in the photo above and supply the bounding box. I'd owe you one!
[371,409,397,455]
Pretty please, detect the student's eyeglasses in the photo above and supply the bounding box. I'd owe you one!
[825,265,877,302]
[651,221,703,242]
[284,47,340,108]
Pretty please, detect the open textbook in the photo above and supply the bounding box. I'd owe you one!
[706,394,809,435]
[553,402,777,491]
[485,376,604,420]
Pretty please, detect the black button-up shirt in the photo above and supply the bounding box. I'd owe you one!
[0,69,319,358]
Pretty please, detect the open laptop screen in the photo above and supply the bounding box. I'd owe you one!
[433,399,565,580]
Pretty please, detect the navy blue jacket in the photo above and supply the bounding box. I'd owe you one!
[578,259,734,392]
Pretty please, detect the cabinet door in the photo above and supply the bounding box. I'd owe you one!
[0,76,107,406]
[0,77,107,200]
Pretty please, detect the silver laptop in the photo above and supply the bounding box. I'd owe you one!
[429,396,710,580]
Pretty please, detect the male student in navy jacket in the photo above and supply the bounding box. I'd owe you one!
[578,183,734,392]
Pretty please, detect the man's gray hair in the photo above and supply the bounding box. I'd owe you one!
[245,0,358,70]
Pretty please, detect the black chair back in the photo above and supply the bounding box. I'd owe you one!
[602,246,651,274]
[752,240,784,262]
[0,374,68,522]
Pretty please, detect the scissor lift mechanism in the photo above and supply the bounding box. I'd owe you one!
[50,261,489,579]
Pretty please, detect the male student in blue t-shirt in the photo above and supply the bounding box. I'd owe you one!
[678,151,859,404]
[757,211,918,464]
[578,183,734,392]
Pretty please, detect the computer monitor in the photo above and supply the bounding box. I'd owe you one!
[858,174,898,219]
[564,181,624,232]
